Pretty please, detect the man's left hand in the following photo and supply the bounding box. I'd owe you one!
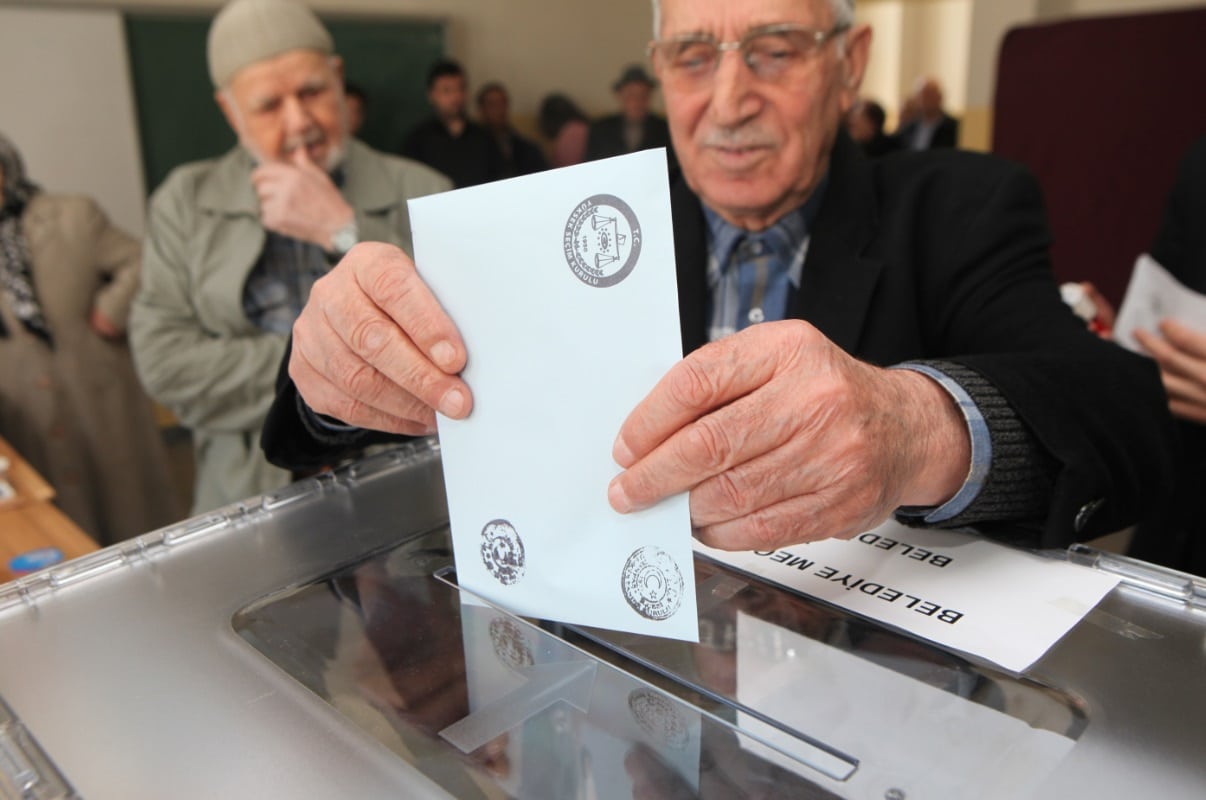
[1134,319,1206,424]
[607,321,971,551]
[251,148,354,250]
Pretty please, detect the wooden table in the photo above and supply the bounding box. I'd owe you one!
[0,436,98,583]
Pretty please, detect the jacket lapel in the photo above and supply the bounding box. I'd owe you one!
[790,134,884,354]
[670,133,885,356]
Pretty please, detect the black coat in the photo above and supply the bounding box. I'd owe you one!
[895,114,959,150]
[1129,136,1206,575]
[585,113,672,161]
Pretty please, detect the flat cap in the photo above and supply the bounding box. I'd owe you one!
[207,0,333,87]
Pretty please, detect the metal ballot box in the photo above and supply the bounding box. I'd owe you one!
[0,441,1203,799]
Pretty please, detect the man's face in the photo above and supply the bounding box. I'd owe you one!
[429,74,468,122]
[919,81,943,118]
[655,0,869,230]
[478,88,509,131]
[617,81,653,122]
[217,49,346,168]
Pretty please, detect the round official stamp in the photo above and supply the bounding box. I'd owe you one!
[628,688,690,750]
[481,519,525,586]
[489,616,535,670]
[563,193,642,288]
[620,545,684,620]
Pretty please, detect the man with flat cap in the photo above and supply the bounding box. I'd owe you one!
[129,0,450,514]
[585,64,673,162]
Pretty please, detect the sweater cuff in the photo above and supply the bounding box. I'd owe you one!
[893,359,1057,530]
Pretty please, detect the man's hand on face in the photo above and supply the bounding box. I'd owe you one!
[289,242,473,435]
[1134,319,1206,425]
[607,321,971,551]
[251,147,355,250]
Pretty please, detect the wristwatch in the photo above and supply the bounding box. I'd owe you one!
[329,219,359,256]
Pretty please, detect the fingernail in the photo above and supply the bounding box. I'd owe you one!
[439,388,466,418]
[612,435,635,468]
[608,478,632,513]
[431,341,457,371]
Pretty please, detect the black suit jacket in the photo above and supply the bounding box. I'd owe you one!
[585,113,673,161]
[263,134,1176,547]
[1130,136,1206,574]
[896,114,959,150]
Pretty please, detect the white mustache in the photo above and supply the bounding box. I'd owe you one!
[700,127,776,150]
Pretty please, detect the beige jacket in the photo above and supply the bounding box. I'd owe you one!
[130,141,450,514]
[0,193,179,544]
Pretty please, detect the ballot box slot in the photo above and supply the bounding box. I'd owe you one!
[231,532,861,796]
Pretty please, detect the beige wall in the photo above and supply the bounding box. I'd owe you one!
[23,0,658,121]
[0,5,147,236]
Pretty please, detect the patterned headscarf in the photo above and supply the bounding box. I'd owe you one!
[0,132,51,345]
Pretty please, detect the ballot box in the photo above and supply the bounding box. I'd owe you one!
[1,440,1204,799]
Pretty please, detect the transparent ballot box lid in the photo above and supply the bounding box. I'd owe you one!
[1,441,1205,799]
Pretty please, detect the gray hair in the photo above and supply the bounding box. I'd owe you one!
[651,0,855,37]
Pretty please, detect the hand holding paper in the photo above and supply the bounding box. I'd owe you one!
[607,320,971,551]
[408,150,699,640]
[289,241,472,436]
[1115,254,1206,424]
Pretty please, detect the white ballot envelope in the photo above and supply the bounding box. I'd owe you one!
[408,149,699,641]
[1114,253,1206,351]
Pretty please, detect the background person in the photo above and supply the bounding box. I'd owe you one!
[476,82,548,179]
[1078,136,1206,575]
[537,93,590,168]
[0,132,178,544]
[585,64,673,162]
[130,0,450,514]
[402,59,498,187]
[895,76,959,150]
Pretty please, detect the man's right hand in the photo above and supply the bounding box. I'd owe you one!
[289,242,473,435]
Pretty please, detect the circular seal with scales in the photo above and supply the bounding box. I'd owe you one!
[628,688,690,750]
[563,193,642,287]
[620,545,684,620]
[481,519,525,585]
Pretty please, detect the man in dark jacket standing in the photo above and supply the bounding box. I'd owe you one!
[585,64,673,162]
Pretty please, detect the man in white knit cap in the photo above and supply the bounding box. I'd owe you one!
[130,0,450,514]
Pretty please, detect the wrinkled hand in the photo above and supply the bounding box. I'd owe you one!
[290,242,472,434]
[251,148,354,249]
[607,321,970,551]
[1134,319,1206,424]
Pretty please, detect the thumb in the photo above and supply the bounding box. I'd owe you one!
[291,145,317,171]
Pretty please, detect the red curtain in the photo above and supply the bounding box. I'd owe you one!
[993,7,1206,306]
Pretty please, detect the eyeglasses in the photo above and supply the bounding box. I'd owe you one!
[648,22,850,88]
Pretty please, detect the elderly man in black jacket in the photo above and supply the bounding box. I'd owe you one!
[264,0,1175,552]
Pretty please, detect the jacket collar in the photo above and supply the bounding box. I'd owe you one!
[789,130,884,354]
[196,139,400,216]
[672,130,884,355]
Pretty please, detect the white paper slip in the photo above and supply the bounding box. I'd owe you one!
[694,521,1119,673]
[409,149,698,641]
[1114,253,1206,351]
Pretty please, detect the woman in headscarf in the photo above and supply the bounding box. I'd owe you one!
[0,132,180,545]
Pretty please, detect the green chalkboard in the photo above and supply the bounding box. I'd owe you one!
[124,13,444,194]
